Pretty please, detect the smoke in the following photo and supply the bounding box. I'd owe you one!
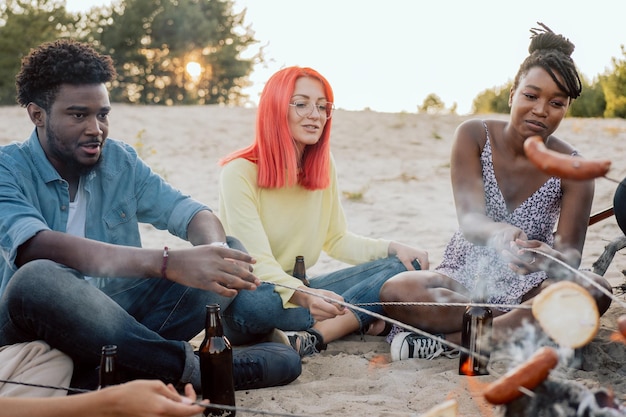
[488,324,625,417]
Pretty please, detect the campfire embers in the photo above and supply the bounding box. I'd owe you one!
[503,379,624,417]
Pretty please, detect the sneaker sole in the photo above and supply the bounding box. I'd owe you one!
[264,329,290,346]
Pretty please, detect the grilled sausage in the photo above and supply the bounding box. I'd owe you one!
[483,346,559,405]
[524,136,611,180]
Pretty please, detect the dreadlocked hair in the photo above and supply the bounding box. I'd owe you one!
[513,22,582,100]
[16,39,116,111]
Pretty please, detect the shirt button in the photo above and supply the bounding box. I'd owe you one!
[120,212,126,218]
[60,205,67,211]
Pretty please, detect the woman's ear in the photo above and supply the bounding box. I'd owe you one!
[508,87,514,107]
[26,102,46,127]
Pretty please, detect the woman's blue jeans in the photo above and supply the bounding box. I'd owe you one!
[222,256,408,345]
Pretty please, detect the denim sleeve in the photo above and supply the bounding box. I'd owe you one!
[0,149,55,293]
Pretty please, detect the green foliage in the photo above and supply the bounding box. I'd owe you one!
[600,45,626,118]
[470,70,619,118]
[0,0,79,104]
[471,82,511,115]
[93,0,257,105]
[0,0,258,106]
[418,93,445,114]
[568,75,605,117]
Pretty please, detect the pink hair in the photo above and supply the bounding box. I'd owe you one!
[219,66,334,190]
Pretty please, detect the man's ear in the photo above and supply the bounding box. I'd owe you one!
[26,102,46,127]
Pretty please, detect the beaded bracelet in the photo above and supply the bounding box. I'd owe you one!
[161,246,169,279]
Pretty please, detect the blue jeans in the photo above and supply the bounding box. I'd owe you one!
[0,241,241,390]
[222,257,407,345]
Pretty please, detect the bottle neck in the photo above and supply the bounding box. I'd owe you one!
[98,345,119,388]
[205,309,224,337]
[101,345,117,355]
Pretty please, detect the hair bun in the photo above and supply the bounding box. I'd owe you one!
[528,22,575,57]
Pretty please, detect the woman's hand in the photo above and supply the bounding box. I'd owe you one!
[502,238,578,275]
[290,287,346,321]
[388,242,429,270]
[504,238,581,276]
[487,225,528,254]
[502,239,547,274]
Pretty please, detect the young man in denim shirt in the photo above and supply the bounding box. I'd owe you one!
[0,39,300,392]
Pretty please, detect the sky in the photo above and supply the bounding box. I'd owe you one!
[65,0,626,114]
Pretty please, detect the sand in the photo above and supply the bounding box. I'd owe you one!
[1,104,625,416]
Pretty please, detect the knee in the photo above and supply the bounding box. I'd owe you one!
[7,260,73,299]
[576,272,613,316]
[386,256,410,274]
[592,276,613,317]
[380,271,417,302]
[8,260,54,292]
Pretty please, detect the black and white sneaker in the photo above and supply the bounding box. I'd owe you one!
[390,332,458,361]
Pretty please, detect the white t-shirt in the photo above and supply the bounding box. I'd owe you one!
[66,180,91,280]
[66,179,87,238]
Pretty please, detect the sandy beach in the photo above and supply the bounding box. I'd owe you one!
[2,104,625,416]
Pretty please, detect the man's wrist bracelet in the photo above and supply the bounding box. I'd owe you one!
[161,246,169,279]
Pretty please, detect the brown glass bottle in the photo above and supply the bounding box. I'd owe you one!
[292,255,310,287]
[98,344,120,389]
[458,300,492,376]
[199,304,236,417]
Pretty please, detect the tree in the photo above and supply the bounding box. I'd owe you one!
[418,93,445,114]
[0,0,78,104]
[93,0,259,105]
[600,45,626,118]
[471,82,511,114]
[568,75,605,118]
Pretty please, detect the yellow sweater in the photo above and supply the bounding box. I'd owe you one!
[218,157,390,307]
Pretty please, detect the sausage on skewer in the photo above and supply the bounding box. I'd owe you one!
[524,136,611,180]
[483,346,559,405]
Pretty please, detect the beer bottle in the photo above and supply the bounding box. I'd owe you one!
[458,295,492,376]
[98,344,120,389]
[199,304,236,417]
[292,255,310,287]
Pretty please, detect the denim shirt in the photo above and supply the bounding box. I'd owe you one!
[0,130,209,295]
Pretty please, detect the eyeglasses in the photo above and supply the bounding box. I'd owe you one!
[289,100,335,119]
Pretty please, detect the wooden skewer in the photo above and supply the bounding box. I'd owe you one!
[589,206,614,226]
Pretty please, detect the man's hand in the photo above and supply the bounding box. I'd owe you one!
[166,245,259,296]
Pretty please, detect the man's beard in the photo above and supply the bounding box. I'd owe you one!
[46,123,102,176]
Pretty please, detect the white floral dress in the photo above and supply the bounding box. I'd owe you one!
[387,123,562,341]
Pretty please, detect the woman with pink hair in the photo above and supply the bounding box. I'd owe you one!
[218,66,428,356]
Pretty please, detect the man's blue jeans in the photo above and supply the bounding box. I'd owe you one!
[222,256,408,345]
[0,259,232,389]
